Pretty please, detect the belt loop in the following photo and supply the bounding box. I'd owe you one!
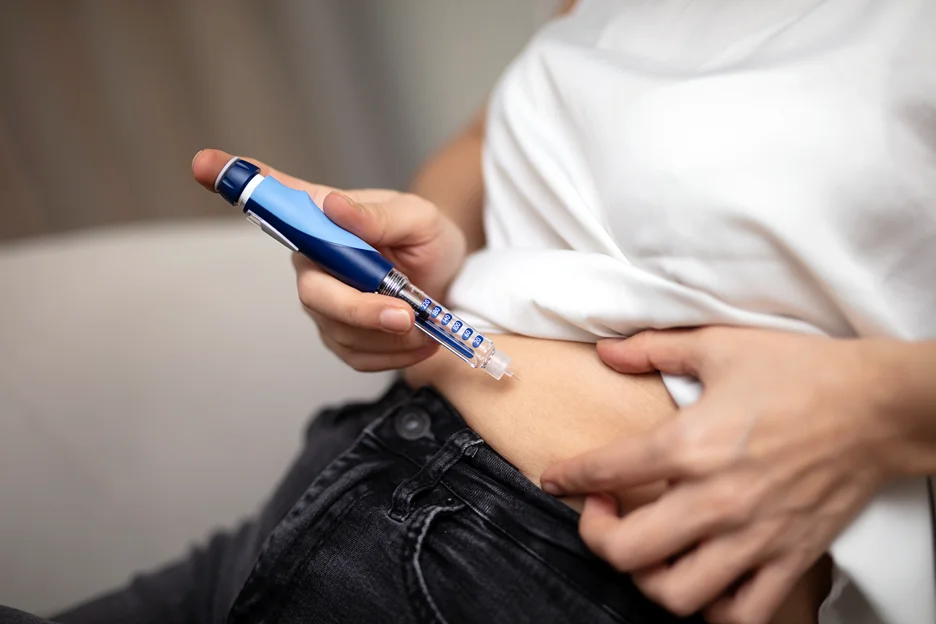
[388,430,483,521]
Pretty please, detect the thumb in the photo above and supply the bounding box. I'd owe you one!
[323,191,440,249]
[597,329,711,377]
[192,148,336,205]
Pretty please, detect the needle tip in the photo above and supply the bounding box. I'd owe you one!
[506,370,521,381]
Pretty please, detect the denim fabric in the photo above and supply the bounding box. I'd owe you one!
[40,382,700,624]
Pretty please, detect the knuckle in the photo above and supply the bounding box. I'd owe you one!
[651,425,688,473]
[348,359,371,373]
[667,597,699,618]
[705,602,743,624]
[709,613,736,624]
[636,328,660,348]
[322,335,348,360]
[307,308,326,328]
[642,578,694,616]
[580,530,618,568]
[652,424,681,457]
[710,482,755,526]
[291,251,313,273]
[576,454,617,490]
[601,546,631,573]
[367,202,391,243]
[348,359,370,374]
[327,325,357,350]
[341,299,368,328]
[340,350,373,372]
[299,301,316,319]
[409,193,438,218]
[296,274,318,310]
[395,332,423,352]
[403,193,442,232]
[401,192,428,210]
[662,419,716,478]
[694,325,719,346]
[661,588,696,617]
[695,326,727,367]
[296,285,313,311]
[579,456,608,485]
[596,531,641,573]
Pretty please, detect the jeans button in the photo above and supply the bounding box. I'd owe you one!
[395,408,431,440]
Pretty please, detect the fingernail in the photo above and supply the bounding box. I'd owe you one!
[336,192,364,212]
[192,149,203,166]
[379,308,411,333]
[541,481,563,496]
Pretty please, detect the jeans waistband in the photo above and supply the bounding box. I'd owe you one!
[366,381,584,549]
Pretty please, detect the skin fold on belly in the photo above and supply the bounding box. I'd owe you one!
[404,334,676,494]
[402,333,831,624]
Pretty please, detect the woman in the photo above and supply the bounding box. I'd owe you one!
[6,1,933,623]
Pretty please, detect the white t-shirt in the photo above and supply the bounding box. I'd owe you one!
[448,1,936,622]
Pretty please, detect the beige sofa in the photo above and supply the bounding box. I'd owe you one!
[0,220,392,615]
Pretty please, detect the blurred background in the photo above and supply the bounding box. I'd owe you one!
[1,0,556,240]
[0,1,555,615]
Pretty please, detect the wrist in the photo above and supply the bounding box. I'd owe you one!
[864,339,936,479]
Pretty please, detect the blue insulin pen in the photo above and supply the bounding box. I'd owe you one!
[214,158,518,380]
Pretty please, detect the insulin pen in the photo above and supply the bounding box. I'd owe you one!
[214,158,518,380]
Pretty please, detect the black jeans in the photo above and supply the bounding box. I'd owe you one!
[11,382,700,624]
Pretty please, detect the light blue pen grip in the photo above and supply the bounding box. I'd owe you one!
[244,177,395,293]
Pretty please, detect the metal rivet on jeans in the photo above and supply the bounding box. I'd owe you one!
[394,408,431,440]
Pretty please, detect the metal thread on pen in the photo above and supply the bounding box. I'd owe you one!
[377,268,408,298]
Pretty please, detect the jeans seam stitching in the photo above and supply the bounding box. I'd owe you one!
[408,504,461,624]
[446,487,635,624]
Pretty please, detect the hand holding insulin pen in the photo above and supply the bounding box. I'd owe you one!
[213,158,518,381]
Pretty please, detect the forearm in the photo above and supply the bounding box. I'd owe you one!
[409,107,487,253]
[869,339,936,477]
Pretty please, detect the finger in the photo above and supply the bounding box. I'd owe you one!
[541,424,682,496]
[324,337,439,372]
[704,558,802,624]
[323,191,441,248]
[704,598,740,624]
[296,262,415,333]
[313,314,434,353]
[192,148,337,205]
[577,493,622,557]
[597,328,716,377]
[633,531,764,617]
[580,494,695,575]
[584,481,751,573]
